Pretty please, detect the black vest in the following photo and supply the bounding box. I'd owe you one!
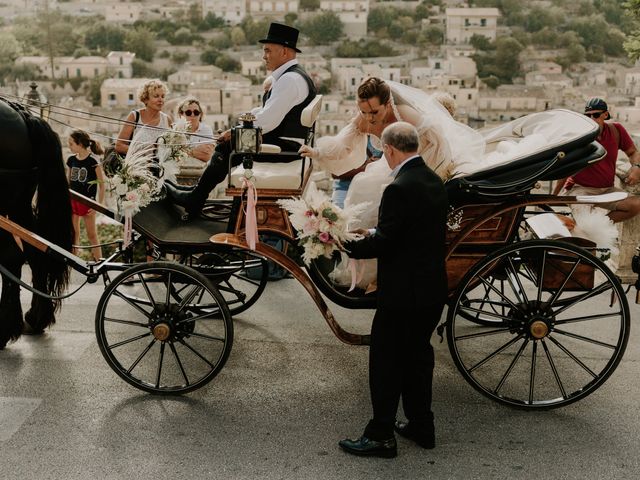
[262,64,317,151]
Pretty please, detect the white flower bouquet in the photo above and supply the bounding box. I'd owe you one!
[278,183,369,265]
[156,118,191,175]
[106,149,162,218]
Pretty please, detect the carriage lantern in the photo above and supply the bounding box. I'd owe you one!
[231,112,262,173]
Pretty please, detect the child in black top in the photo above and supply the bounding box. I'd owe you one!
[67,130,105,260]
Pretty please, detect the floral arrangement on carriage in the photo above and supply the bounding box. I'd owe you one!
[105,118,191,246]
[278,184,369,289]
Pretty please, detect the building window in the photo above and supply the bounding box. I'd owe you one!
[108,93,116,101]
[120,57,123,65]
[128,94,134,101]
[465,18,470,27]
[325,125,331,134]
[468,94,472,100]
[435,62,441,69]
[225,92,231,98]
[481,18,487,27]
[94,68,99,76]
[333,125,338,134]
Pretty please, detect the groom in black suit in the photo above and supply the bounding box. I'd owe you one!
[339,122,448,458]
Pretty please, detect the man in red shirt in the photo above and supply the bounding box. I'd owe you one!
[553,98,640,222]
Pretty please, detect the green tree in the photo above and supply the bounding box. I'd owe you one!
[0,32,22,64]
[368,6,396,33]
[301,11,343,45]
[68,76,85,92]
[420,25,444,46]
[215,54,241,72]
[203,12,226,29]
[388,16,414,41]
[131,59,159,77]
[171,51,190,64]
[201,48,220,65]
[84,23,126,52]
[230,26,247,46]
[470,33,493,51]
[124,27,156,62]
[86,74,106,105]
[172,27,193,45]
[241,17,273,44]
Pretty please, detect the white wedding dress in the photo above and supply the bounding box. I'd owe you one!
[315,81,486,289]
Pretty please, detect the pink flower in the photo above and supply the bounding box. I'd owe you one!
[318,232,333,243]
[304,209,314,217]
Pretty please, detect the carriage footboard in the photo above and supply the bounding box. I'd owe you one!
[210,233,370,346]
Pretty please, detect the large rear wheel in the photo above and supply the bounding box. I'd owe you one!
[447,240,629,409]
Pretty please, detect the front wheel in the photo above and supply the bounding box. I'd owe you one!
[447,240,630,409]
[95,262,233,394]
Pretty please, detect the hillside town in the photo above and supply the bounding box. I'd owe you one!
[1,0,638,145]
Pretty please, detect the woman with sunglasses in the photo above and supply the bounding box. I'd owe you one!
[177,97,215,163]
[552,97,640,223]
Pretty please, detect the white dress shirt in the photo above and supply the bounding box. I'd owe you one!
[252,59,309,135]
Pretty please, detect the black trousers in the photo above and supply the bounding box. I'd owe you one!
[363,302,444,440]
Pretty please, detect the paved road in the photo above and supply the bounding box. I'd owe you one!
[1,271,640,479]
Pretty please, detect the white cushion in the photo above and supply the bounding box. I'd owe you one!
[230,159,310,189]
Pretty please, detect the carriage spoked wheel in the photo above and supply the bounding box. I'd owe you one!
[95,262,233,394]
[447,239,630,409]
[184,250,269,315]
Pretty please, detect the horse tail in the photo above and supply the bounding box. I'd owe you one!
[23,111,73,311]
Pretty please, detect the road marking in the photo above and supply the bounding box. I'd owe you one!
[0,397,42,442]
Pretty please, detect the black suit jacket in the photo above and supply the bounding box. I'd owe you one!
[345,156,448,311]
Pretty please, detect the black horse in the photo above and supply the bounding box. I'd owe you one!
[0,98,73,349]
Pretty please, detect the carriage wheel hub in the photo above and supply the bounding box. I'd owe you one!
[152,323,171,341]
[529,320,548,339]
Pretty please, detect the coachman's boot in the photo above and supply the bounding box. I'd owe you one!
[166,152,227,216]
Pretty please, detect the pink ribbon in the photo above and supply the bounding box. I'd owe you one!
[123,214,133,249]
[348,258,364,292]
[242,177,258,250]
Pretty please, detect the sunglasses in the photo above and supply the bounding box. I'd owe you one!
[585,111,605,119]
[183,109,201,117]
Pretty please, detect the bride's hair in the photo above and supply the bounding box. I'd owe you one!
[357,77,391,105]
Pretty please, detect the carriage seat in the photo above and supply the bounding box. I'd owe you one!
[229,94,323,191]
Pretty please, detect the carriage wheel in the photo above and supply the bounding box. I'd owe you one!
[447,239,629,409]
[95,262,233,394]
[187,250,269,315]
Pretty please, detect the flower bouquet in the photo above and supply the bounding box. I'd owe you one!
[278,183,369,266]
[156,117,191,182]
[105,149,163,247]
[105,119,191,246]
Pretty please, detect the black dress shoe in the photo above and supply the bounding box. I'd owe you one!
[165,183,202,216]
[338,436,397,458]
[394,421,435,449]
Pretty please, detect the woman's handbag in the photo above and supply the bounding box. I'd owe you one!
[102,110,140,177]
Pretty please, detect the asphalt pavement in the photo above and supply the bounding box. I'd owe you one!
[1,270,640,480]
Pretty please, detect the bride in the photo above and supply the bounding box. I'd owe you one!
[299,77,485,289]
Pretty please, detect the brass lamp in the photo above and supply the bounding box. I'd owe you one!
[231,113,262,175]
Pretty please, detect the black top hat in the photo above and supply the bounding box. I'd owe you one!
[259,23,301,53]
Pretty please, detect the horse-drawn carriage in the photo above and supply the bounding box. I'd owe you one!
[0,97,634,410]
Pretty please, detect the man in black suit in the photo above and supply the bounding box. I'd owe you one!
[339,122,448,458]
